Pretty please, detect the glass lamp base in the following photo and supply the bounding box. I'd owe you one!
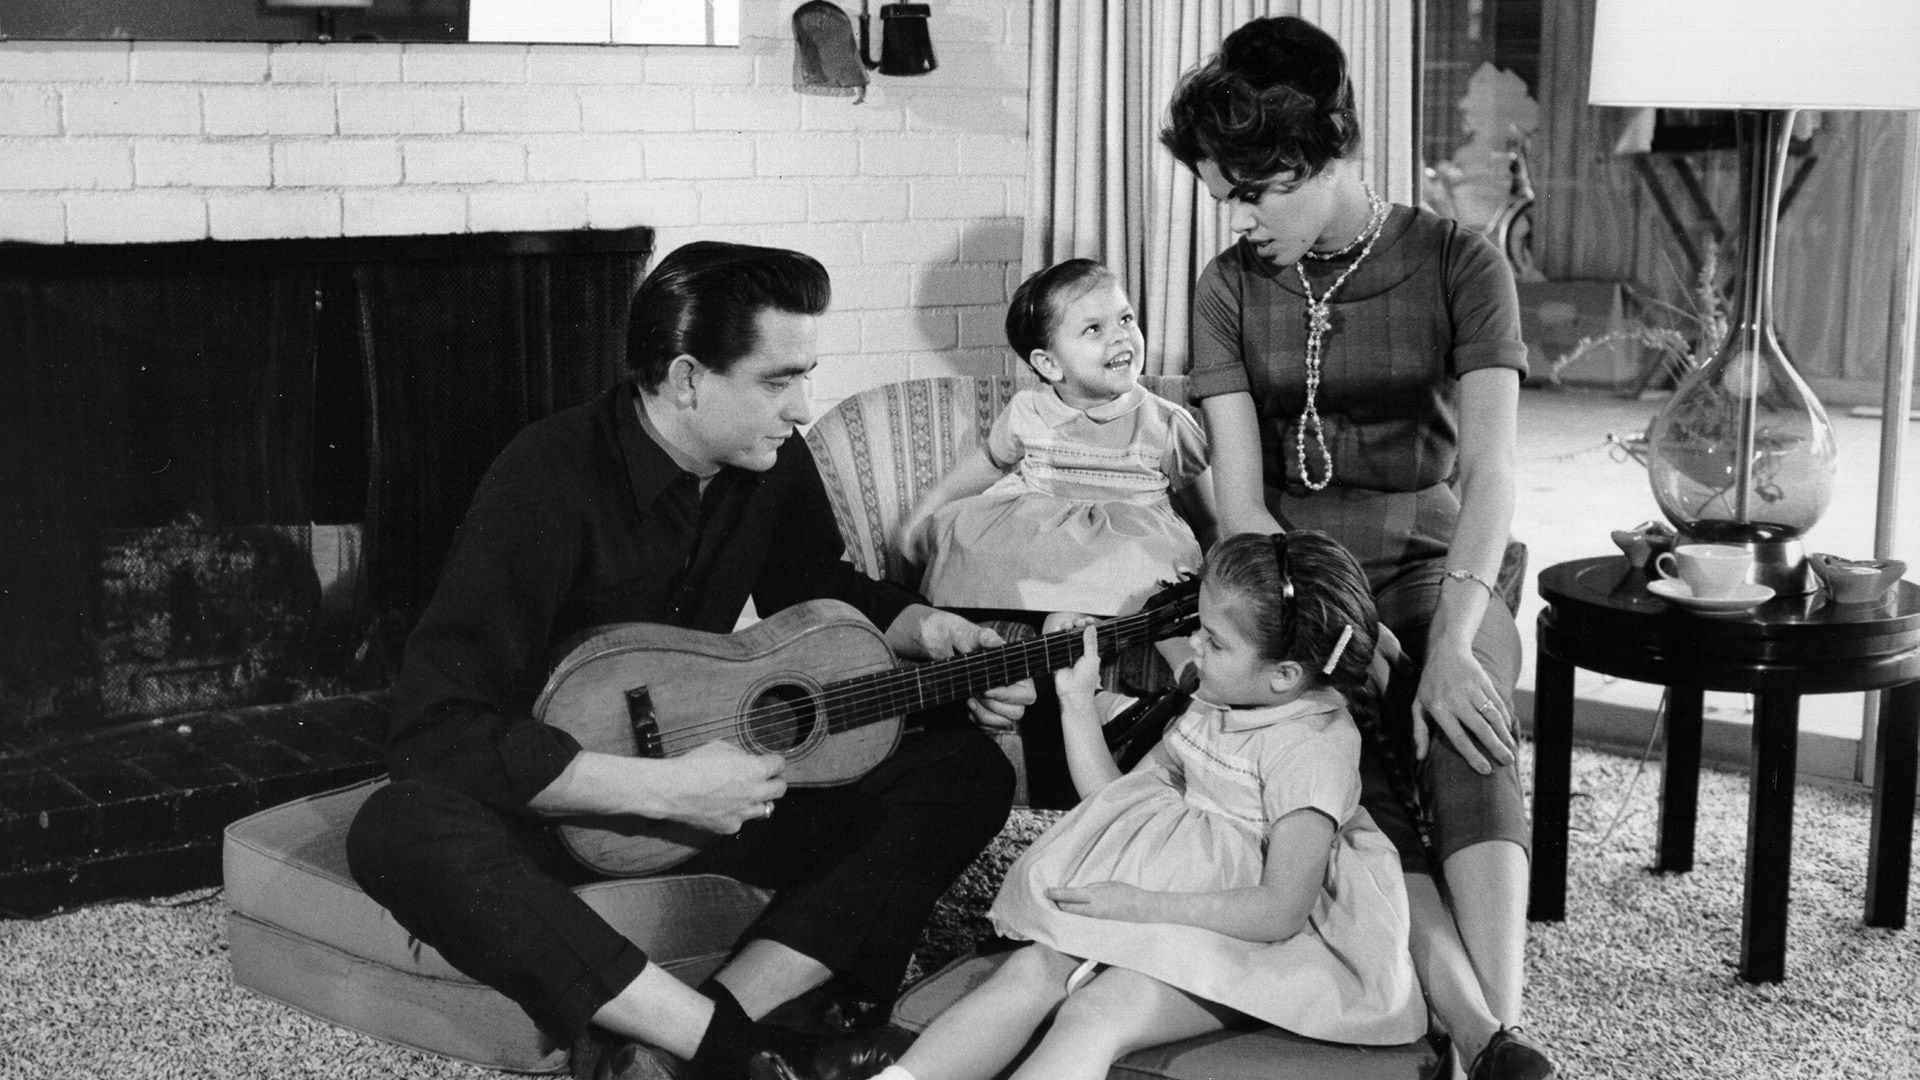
[1676,521,1815,595]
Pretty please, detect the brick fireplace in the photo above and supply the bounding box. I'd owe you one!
[0,227,652,914]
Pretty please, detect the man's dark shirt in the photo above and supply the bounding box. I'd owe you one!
[388,382,923,809]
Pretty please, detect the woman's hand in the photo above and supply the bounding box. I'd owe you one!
[1045,881,1156,923]
[1410,637,1516,773]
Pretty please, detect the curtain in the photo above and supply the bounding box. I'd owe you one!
[357,249,643,633]
[1024,0,1418,376]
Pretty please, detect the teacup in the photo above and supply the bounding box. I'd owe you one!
[1654,543,1753,598]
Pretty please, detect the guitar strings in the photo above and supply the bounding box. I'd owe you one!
[649,609,1172,754]
[633,603,1195,757]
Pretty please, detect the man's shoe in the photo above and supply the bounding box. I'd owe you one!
[743,1025,914,1080]
[809,1025,914,1080]
[746,1050,807,1080]
[761,983,893,1038]
[1467,1026,1555,1080]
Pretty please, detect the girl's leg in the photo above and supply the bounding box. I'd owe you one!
[1008,967,1231,1080]
[892,944,1079,1080]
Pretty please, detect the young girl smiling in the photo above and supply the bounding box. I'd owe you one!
[902,258,1211,623]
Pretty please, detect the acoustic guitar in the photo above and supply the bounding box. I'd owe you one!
[535,577,1199,876]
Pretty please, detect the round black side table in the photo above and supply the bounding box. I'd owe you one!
[1528,556,1920,984]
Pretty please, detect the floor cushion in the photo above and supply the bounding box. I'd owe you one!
[223,776,770,1073]
[891,950,1445,1080]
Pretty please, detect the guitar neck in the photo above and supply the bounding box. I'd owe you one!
[823,610,1177,734]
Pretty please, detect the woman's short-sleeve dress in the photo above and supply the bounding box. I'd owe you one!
[911,384,1208,616]
[987,687,1424,1046]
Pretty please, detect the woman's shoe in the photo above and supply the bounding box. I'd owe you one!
[1467,1026,1554,1080]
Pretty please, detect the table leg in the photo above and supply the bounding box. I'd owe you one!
[1528,627,1575,923]
[1866,681,1918,929]
[1655,686,1704,874]
[1741,692,1800,984]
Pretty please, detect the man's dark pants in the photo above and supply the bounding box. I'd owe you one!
[347,718,1014,1042]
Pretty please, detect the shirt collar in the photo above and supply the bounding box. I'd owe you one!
[616,382,739,512]
[1190,685,1349,733]
[1037,383,1149,428]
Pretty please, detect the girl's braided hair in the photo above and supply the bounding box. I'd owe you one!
[1203,530,1432,853]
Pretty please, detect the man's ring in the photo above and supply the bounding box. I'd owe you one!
[1476,699,1496,713]
[761,801,775,820]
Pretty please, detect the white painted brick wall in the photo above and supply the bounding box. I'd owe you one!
[0,0,1033,404]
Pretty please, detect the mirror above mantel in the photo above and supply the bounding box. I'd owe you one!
[0,0,740,46]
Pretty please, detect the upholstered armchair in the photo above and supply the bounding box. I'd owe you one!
[805,374,1211,804]
[803,373,1527,806]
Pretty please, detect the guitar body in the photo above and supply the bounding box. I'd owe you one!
[534,576,1199,877]
[536,599,902,876]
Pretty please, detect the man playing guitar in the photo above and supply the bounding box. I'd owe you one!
[346,241,1035,1080]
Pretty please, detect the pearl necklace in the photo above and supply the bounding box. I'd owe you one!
[1301,187,1386,261]
[1292,184,1388,492]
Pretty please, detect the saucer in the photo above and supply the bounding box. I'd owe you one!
[1647,578,1775,612]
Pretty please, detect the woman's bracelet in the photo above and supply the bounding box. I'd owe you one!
[1441,568,1500,602]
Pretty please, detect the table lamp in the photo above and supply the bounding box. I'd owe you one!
[1588,0,1920,593]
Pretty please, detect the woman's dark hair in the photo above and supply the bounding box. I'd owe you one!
[1203,530,1431,852]
[1159,16,1360,192]
[1004,258,1116,378]
[626,241,831,391]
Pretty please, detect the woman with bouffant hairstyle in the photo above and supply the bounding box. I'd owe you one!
[1161,16,1553,1080]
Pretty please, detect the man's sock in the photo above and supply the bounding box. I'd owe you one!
[690,980,818,1079]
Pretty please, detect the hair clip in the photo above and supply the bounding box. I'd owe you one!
[1321,623,1354,674]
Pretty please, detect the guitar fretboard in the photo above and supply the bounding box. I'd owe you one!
[819,606,1187,734]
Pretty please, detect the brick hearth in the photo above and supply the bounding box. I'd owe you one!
[0,693,387,917]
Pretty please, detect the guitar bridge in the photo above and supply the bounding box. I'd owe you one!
[626,686,662,758]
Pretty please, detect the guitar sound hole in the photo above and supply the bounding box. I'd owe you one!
[745,684,818,754]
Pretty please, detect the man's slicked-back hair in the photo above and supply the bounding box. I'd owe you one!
[627,241,831,391]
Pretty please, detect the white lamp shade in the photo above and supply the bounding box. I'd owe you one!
[1589,0,1920,110]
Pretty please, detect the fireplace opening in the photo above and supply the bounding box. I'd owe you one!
[0,229,654,748]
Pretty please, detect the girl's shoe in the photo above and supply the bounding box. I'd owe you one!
[1468,1027,1554,1080]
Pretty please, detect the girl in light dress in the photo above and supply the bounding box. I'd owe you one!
[901,259,1212,629]
[860,530,1427,1080]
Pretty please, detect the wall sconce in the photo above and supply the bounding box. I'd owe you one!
[860,1,936,77]
[262,0,375,42]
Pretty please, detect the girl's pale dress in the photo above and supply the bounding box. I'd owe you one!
[910,384,1207,616]
[988,687,1425,1046]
